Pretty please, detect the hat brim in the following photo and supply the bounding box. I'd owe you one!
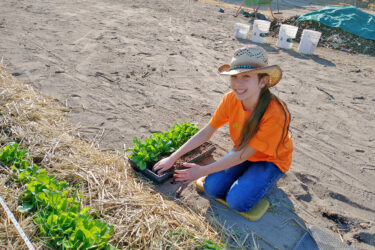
[218,64,282,87]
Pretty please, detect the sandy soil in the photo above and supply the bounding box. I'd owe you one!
[1,0,374,248]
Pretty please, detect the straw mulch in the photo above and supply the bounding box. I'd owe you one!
[0,64,223,249]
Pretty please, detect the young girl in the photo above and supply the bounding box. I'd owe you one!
[153,45,293,213]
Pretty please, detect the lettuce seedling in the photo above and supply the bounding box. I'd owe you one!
[127,122,198,170]
[0,143,116,249]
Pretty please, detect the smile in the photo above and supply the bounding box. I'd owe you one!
[235,89,247,95]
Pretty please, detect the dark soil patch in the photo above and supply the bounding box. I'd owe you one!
[173,142,213,171]
[322,211,352,233]
[146,142,214,176]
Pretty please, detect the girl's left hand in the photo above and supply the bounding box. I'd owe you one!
[173,162,204,185]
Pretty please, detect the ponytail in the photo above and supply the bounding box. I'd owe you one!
[235,74,291,158]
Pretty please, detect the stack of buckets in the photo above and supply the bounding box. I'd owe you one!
[234,22,322,55]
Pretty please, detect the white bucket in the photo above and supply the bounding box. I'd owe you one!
[251,20,271,43]
[234,23,250,40]
[298,29,322,55]
[276,24,298,49]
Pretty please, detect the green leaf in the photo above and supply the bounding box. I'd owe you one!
[133,137,140,145]
[35,192,47,203]
[80,207,91,215]
[63,239,74,248]
[139,161,147,170]
[64,227,73,234]
[18,202,34,213]
[167,147,175,153]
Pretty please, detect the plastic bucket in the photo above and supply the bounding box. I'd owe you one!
[276,24,298,49]
[251,20,271,43]
[298,29,322,55]
[234,23,250,39]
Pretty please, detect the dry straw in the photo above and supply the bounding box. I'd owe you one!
[0,64,223,249]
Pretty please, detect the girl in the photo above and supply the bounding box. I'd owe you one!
[153,45,293,213]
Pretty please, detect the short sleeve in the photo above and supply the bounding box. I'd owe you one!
[209,94,230,129]
[248,111,285,156]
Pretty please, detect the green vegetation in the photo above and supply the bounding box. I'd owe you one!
[164,229,227,250]
[127,122,199,170]
[0,143,115,249]
[197,239,227,249]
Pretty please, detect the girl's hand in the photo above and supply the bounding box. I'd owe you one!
[153,156,175,174]
[173,162,204,185]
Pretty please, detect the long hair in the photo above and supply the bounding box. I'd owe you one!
[235,73,291,158]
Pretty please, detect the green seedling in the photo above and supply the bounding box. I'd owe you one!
[197,239,227,250]
[127,122,199,170]
[0,143,115,249]
[164,229,226,250]
[0,143,30,169]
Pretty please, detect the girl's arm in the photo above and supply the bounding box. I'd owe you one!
[174,145,257,184]
[153,124,216,174]
[201,145,256,176]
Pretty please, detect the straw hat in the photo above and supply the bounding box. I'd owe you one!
[218,45,282,87]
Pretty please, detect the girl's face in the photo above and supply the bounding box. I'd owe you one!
[230,72,266,103]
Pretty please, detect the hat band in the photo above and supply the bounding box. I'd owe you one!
[230,65,253,70]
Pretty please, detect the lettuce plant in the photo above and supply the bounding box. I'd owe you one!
[0,143,115,249]
[127,122,198,170]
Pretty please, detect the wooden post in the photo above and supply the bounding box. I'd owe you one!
[235,0,247,17]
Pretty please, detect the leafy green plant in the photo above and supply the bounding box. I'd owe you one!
[0,143,115,249]
[34,200,114,249]
[17,172,69,213]
[164,229,226,250]
[0,142,30,169]
[197,239,227,250]
[126,122,198,170]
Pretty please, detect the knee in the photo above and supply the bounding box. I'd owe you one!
[204,176,223,199]
[226,191,257,213]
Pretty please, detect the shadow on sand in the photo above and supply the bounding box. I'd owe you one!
[151,172,317,249]
[202,183,314,249]
[146,156,318,249]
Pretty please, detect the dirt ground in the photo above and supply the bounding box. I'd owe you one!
[0,0,374,248]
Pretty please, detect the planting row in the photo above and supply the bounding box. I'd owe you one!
[0,143,115,249]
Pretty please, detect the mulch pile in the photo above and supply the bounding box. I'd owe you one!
[242,11,375,56]
[268,15,375,56]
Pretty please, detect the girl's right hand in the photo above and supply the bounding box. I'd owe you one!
[153,156,176,175]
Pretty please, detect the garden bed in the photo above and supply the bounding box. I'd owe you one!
[0,50,227,250]
[129,141,216,183]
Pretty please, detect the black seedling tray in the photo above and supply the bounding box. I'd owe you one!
[128,141,216,184]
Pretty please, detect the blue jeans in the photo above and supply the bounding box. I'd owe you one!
[204,161,283,213]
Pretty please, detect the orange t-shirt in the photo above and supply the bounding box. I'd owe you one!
[209,91,293,172]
